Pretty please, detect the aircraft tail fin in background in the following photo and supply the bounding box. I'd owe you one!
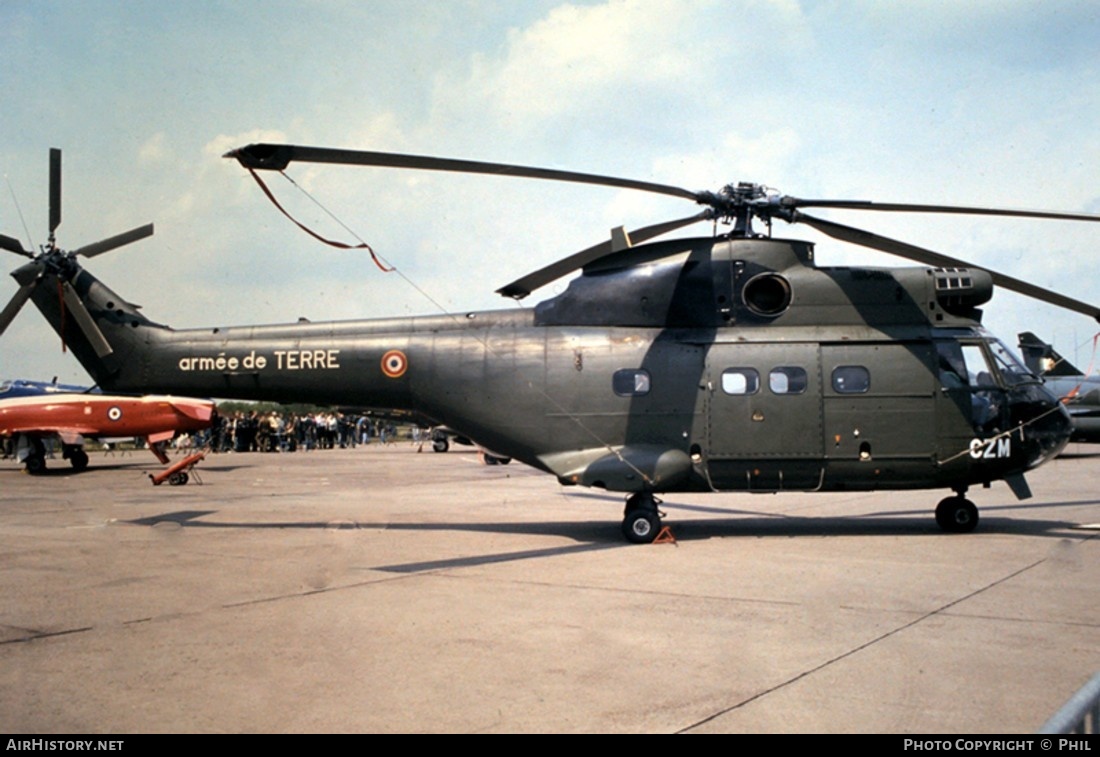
[1017,332,1084,377]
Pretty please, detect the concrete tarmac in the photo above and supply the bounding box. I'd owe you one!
[1,442,1098,733]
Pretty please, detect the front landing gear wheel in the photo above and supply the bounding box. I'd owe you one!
[621,493,663,543]
[935,496,979,533]
[622,509,661,544]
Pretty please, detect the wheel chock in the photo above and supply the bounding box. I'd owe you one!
[653,526,677,544]
[150,450,206,486]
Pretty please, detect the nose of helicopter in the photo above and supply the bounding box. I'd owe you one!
[1012,384,1074,469]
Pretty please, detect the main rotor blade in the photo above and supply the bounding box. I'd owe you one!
[783,198,1100,224]
[72,223,154,258]
[61,282,114,357]
[794,211,1100,321]
[497,211,711,299]
[49,148,62,234]
[226,143,699,202]
[0,282,37,336]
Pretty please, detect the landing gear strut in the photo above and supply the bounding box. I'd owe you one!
[935,493,979,533]
[621,492,663,544]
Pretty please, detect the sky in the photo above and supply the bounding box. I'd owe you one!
[2,0,1099,383]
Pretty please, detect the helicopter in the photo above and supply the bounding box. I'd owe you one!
[2,144,1098,542]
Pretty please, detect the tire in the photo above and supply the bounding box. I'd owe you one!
[168,471,189,486]
[432,438,449,453]
[935,496,979,533]
[622,509,661,544]
[24,455,46,475]
[69,449,89,471]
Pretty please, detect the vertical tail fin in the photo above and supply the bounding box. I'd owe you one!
[26,262,169,388]
[1018,332,1083,377]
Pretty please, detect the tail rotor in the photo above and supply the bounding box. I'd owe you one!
[1,148,154,347]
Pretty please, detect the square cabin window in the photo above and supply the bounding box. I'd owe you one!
[613,369,651,397]
[832,365,870,394]
[769,367,808,394]
[721,368,760,395]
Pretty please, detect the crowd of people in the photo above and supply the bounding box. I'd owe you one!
[193,411,422,453]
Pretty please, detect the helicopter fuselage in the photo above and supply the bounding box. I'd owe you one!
[6,143,1094,542]
[22,235,1071,501]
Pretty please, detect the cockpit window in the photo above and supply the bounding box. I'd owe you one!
[960,344,996,388]
[986,339,1039,386]
[935,341,968,388]
[947,339,1039,390]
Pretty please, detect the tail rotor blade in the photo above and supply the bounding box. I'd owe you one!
[49,148,62,234]
[60,282,114,357]
[73,223,154,259]
[0,234,33,258]
[0,282,37,336]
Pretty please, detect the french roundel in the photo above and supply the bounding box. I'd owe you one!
[107,406,123,421]
[381,350,408,378]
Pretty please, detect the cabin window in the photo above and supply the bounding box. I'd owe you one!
[769,367,808,394]
[721,368,760,395]
[613,369,651,397]
[832,366,870,394]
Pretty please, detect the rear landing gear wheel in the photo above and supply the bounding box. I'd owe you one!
[935,496,979,533]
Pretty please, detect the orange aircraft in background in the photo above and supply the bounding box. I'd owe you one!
[0,392,215,473]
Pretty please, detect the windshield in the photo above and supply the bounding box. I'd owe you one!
[987,338,1040,386]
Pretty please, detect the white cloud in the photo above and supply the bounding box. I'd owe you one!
[2,0,1098,384]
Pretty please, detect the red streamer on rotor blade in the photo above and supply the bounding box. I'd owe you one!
[245,167,393,272]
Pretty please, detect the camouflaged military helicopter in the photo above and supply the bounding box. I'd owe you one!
[3,145,1098,542]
